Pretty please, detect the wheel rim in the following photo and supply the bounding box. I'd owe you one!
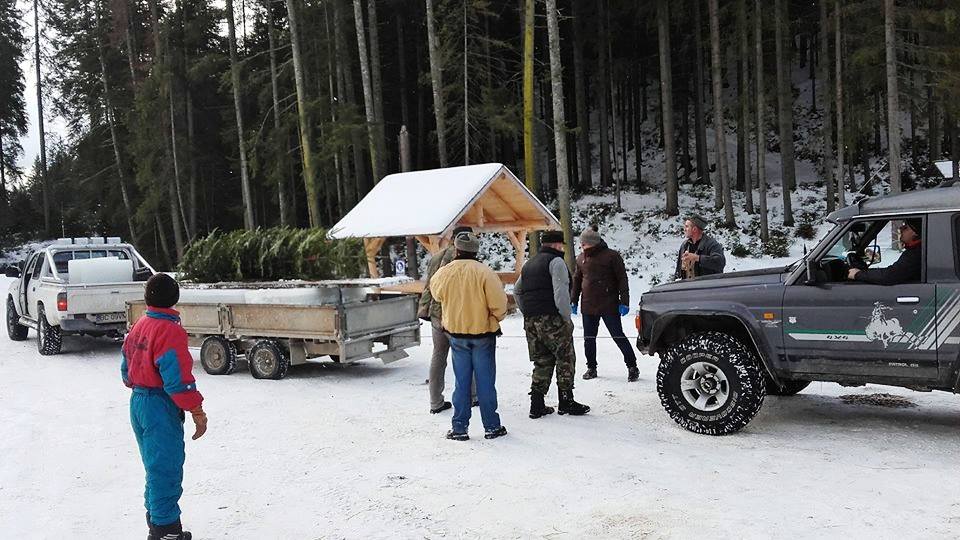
[205,341,227,370]
[253,348,276,376]
[680,361,730,412]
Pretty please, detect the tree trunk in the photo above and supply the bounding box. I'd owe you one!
[820,0,835,212]
[738,0,753,213]
[186,91,198,233]
[34,0,49,235]
[597,0,611,188]
[522,0,538,252]
[0,138,6,205]
[353,0,385,183]
[265,0,288,226]
[286,0,321,226]
[367,0,384,128]
[168,89,191,240]
[708,0,734,226]
[225,0,255,229]
[884,0,901,194]
[571,0,590,188]
[425,0,447,167]
[755,0,768,243]
[693,0,710,187]
[545,0,574,269]
[928,83,940,161]
[774,0,794,225]
[835,0,846,207]
[657,0,678,215]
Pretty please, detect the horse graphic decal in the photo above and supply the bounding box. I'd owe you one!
[865,302,916,348]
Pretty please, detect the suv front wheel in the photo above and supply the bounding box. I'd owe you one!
[656,331,766,435]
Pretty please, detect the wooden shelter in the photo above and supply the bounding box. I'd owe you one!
[328,163,561,283]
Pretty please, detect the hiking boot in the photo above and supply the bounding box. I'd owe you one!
[484,426,508,439]
[445,430,469,441]
[627,367,640,382]
[582,368,597,380]
[430,401,452,414]
[558,389,590,416]
[472,399,479,407]
[148,520,192,540]
[528,392,555,419]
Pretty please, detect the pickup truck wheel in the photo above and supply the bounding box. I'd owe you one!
[200,336,238,375]
[765,376,811,396]
[656,331,765,435]
[6,296,28,341]
[36,305,62,356]
[248,340,290,380]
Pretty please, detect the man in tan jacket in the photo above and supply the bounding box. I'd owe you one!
[430,231,508,441]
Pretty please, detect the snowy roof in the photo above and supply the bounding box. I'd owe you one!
[329,163,561,239]
[935,160,956,178]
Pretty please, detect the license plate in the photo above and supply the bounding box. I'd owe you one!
[93,312,126,323]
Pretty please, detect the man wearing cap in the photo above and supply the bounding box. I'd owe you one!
[572,227,639,382]
[514,230,591,419]
[122,274,206,540]
[429,232,509,441]
[847,218,923,285]
[418,226,477,414]
[674,215,726,280]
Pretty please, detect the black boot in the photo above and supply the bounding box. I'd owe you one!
[149,520,192,540]
[558,389,590,416]
[627,366,640,382]
[528,392,555,419]
[582,368,597,380]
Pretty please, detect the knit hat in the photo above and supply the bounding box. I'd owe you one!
[144,273,180,309]
[685,214,708,230]
[903,218,922,236]
[579,228,602,246]
[454,231,481,253]
[541,230,565,244]
[452,225,473,238]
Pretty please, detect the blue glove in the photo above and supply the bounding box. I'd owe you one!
[571,304,578,316]
[618,304,630,316]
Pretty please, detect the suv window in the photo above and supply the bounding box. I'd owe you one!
[31,254,45,279]
[817,217,923,283]
[954,213,960,279]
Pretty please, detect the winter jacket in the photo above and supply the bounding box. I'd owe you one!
[429,256,508,338]
[418,246,456,320]
[121,307,203,411]
[674,234,726,279]
[854,241,922,285]
[572,241,629,316]
[514,246,573,321]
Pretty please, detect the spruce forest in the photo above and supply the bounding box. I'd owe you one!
[1,0,959,270]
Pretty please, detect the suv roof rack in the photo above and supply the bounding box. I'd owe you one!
[52,237,123,245]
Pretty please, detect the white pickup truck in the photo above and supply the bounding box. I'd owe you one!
[5,238,156,354]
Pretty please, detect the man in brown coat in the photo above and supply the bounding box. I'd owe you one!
[571,228,639,382]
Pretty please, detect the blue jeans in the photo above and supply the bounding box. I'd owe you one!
[448,335,502,433]
[582,313,638,370]
[130,388,185,527]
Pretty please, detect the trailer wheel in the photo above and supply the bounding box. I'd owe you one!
[248,340,290,380]
[6,296,28,341]
[200,336,238,375]
[36,304,62,356]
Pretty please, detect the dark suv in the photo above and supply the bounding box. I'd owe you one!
[636,186,960,435]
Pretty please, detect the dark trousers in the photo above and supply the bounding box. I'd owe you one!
[582,313,638,369]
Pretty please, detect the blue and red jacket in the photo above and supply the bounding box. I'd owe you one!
[121,307,203,411]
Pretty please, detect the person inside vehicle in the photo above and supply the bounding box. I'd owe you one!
[847,218,922,285]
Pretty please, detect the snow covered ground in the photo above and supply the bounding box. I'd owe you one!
[4,270,960,539]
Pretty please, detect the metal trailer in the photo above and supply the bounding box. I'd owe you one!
[126,286,420,380]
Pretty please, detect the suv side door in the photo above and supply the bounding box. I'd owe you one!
[22,252,43,320]
[781,214,939,382]
[935,212,960,378]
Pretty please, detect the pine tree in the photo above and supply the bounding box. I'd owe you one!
[0,0,27,207]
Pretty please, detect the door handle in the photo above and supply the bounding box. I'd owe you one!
[897,297,920,304]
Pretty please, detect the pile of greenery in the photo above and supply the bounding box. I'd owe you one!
[178,228,365,283]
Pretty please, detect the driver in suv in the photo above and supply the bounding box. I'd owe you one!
[847,218,922,285]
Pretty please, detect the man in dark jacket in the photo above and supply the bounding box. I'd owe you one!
[848,218,923,285]
[571,228,639,382]
[514,230,590,419]
[674,215,726,280]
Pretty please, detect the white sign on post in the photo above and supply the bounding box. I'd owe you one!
[395,259,407,276]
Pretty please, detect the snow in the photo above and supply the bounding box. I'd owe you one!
[329,163,510,239]
[5,248,960,539]
[935,160,955,179]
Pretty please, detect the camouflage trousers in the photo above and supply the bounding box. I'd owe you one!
[523,314,576,395]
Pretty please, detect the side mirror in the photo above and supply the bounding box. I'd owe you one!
[804,258,819,286]
[4,267,20,279]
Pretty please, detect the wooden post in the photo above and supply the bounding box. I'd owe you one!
[399,126,419,279]
[363,237,386,278]
[506,229,528,278]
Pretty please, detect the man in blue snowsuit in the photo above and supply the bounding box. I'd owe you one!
[122,273,207,540]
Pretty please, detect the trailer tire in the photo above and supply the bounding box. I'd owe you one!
[36,304,62,356]
[248,340,290,380]
[6,296,28,341]
[200,336,238,375]
[656,331,765,435]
